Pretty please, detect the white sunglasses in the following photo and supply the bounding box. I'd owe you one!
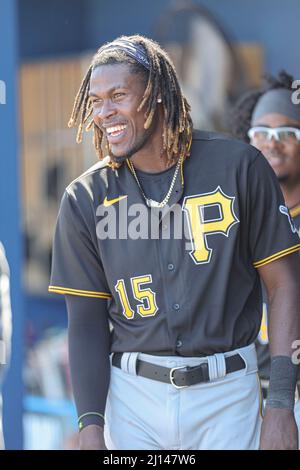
[248,126,300,143]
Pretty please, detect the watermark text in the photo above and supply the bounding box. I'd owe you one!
[291,80,300,105]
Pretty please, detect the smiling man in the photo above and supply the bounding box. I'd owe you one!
[232,72,300,212]
[89,65,163,168]
[231,70,300,447]
[49,38,300,450]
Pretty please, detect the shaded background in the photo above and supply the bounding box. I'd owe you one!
[1,0,300,449]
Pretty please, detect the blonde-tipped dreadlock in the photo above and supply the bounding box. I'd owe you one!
[68,35,193,169]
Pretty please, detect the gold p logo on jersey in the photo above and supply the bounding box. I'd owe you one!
[183,186,239,264]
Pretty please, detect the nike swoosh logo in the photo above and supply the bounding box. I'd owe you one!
[103,195,127,207]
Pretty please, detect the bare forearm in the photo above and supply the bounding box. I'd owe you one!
[268,281,300,358]
[259,253,300,358]
[258,254,300,449]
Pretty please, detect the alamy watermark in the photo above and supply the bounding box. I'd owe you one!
[95,199,210,253]
[292,339,300,365]
[291,80,300,105]
[96,201,190,241]
[0,340,6,365]
[0,80,6,105]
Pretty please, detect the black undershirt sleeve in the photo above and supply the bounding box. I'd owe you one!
[65,295,111,430]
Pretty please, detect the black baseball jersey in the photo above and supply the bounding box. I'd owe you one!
[256,205,300,379]
[49,130,300,357]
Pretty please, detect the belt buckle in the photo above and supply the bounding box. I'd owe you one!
[170,365,189,389]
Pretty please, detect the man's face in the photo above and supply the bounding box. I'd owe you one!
[250,113,300,184]
[89,63,157,160]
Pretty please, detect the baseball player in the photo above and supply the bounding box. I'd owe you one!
[49,36,300,450]
[231,70,300,437]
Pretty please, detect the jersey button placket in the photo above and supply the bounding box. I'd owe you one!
[173,303,180,311]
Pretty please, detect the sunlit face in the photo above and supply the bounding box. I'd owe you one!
[89,63,158,160]
[250,113,300,184]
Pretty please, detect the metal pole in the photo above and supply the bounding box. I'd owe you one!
[0,0,24,450]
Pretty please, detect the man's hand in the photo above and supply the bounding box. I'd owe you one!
[260,408,298,450]
[79,425,107,450]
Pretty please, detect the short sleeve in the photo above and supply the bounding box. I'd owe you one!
[49,191,112,299]
[248,152,300,268]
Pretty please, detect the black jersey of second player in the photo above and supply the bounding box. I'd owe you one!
[49,130,300,357]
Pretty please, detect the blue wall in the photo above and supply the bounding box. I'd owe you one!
[0,0,24,450]
[191,0,300,77]
[85,0,300,77]
[18,0,300,77]
[19,0,85,60]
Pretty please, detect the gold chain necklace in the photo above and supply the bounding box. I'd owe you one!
[127,156,183,208]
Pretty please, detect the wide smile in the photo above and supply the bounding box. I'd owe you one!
[106,124,128,143]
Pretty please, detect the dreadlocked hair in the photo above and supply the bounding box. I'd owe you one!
[68,35,193,169]
[230,70,295,143]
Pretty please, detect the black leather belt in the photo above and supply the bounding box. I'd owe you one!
[112,352,246,388]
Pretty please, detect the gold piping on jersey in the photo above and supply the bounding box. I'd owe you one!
[48,285,112,299]
[290,203,300,218]
[180,134,192,187]
[125,159,131,171]
[253,243,300,268]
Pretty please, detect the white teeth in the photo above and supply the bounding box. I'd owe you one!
[107,124,127,135]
